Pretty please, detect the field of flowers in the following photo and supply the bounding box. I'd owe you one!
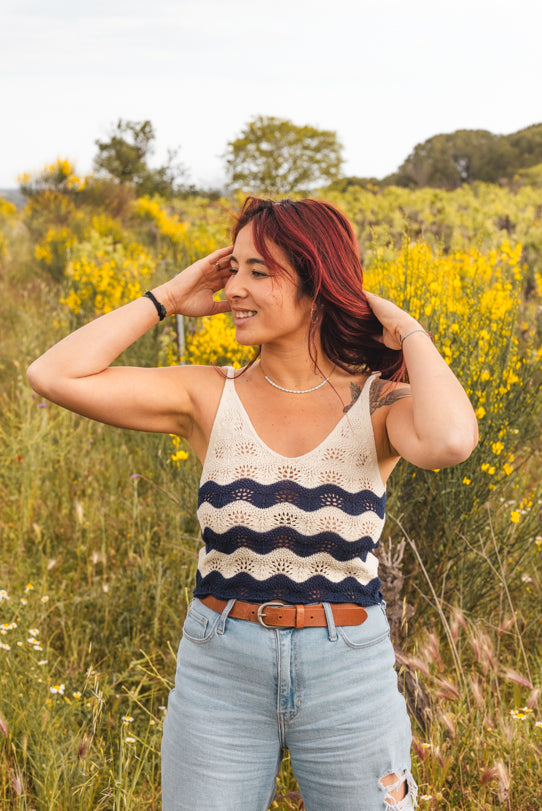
[0,162,541,809]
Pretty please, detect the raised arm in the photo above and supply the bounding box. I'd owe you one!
[26,246,234,436]
[365,291,478,470]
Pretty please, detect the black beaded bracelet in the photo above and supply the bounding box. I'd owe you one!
[143,291,167,321]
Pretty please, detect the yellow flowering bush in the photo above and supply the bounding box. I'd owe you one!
[19,158,86,196]
[367,239,533,475]
[183,313,255,368]
[0,197,17,221]
[0,198,17,262]
[34,226,77,272]
[61,231,155,318]
[132,197,222,265]
[133,197,190,254]
[89,213,127,242]
[364,238,541,608]
[322,182,542,275]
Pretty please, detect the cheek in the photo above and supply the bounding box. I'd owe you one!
[259,284,284,311]
[269,290,285,308]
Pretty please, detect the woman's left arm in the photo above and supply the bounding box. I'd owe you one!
[365,291,479,470]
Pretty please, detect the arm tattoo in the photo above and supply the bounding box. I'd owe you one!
[343,383,362,413]
[369,380,412,415]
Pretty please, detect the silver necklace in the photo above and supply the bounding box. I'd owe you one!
[263,373,330,394]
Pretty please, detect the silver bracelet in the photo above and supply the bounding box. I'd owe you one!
[400,328,431,346]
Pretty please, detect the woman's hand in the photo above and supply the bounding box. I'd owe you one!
[364,291,422,351]
[363,291,478,470]
[155,246,234,318]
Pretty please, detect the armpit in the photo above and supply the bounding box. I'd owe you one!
[369,379,412,415]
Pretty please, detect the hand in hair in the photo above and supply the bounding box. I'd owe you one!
[154,246,234,318]
[364,292,423,351]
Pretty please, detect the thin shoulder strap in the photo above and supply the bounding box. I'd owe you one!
[342,371,380,432]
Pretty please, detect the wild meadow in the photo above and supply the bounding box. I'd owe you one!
[0,164,541,809]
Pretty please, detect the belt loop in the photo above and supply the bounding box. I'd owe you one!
[295,604,305,629]
[323,602,337,641]
[217,598,236,635]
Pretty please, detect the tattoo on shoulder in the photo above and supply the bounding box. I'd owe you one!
[369,380,412,415]
[343,383,362,413]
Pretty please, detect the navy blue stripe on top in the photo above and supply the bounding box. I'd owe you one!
[198,478,386,518]
[201,526,378,562]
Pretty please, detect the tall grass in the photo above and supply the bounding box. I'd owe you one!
[1,181,541,808]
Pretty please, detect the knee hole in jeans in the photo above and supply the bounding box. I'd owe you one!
[380,769,418,809]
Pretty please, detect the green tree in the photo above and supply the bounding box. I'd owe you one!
[392,129,516,189]
[93,119,187,198]
[389,124,542,189]
[506,122,542,169]
[224,115,343,195]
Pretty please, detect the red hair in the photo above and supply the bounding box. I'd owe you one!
[233,197,406,380]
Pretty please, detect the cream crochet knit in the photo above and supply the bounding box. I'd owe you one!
[194,368,386,605]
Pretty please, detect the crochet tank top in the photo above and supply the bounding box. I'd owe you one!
[193,368,386,606]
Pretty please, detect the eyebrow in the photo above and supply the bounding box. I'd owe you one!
[229,255,267,267]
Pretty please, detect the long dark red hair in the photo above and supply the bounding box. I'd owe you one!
[233,197,406,380]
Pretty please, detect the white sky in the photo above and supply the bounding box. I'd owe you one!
[1,0,541,189]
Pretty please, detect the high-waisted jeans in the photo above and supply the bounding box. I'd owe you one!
[161,598,417,810]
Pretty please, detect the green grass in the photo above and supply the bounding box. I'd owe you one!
[1,195,541,809]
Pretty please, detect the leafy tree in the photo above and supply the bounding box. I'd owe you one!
[392,130,517,189]
[506,122,542,169]
[324,176,382,193]
[93,119,187,198]
[388,123,542,189]
[224,115,343,195]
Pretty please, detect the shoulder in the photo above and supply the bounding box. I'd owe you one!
[368,377,411,415]
[340,373,411,416]
[179,364,231,407]
[173,365,234,459]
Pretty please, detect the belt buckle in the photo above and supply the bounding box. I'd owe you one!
[257,601,286,628]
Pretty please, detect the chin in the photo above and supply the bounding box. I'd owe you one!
[235,336,258,347]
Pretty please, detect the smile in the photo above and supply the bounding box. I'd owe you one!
[233,310,257,322]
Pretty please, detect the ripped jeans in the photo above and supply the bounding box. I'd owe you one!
[162,599,417,810]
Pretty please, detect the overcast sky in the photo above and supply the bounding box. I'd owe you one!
[1,0,541,189]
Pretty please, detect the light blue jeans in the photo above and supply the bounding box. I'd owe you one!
[161,598,417,810]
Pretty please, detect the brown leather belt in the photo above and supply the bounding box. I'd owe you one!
[200,596,368,629]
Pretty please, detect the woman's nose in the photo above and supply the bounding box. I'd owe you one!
[224,273,246,299]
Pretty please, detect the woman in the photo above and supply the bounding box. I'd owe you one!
[27,197,478,810]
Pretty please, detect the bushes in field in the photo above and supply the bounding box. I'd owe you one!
[0,171,541,809]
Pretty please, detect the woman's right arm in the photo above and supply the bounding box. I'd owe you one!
[26,246,233,437]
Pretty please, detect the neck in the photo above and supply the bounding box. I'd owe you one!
[259,344,332,391]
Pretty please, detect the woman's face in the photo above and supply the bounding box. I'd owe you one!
[225,224,313,347]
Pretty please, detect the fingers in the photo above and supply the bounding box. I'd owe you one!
[210,299,232,316]
[211,245,233,258]
[364,290,394,309]
[208,245,233,269]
